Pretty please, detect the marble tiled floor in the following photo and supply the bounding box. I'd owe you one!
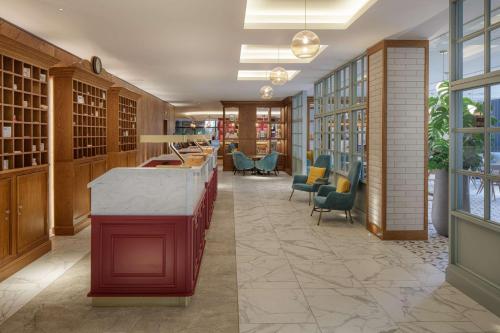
[1,170,500,333]
[0,226,91,325]
[233,173,500,333]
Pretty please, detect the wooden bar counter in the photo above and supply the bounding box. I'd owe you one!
[87,148,218,305]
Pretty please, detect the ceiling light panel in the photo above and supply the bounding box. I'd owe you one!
[240,44,327,63]
[244,0,378,29]
[237,70,300,81]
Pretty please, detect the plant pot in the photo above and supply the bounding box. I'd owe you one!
[432,169,449,237]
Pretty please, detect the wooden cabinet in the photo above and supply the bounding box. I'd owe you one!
[0,178,12,263]
[51,62,113,235]
[0,168,51,282]
[16,171,48,254]
[0,36,54,281]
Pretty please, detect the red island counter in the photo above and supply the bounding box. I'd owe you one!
[87,141,218,306]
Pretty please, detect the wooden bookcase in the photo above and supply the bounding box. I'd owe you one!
[107,87,141,169]
[51,62,113,235]
[0,35,57,282]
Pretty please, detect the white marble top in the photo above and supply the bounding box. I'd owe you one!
[88,148,218,216]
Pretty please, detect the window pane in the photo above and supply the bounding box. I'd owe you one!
[491,183,500,223]
[458,88,485,128]
[458,133,485,171]
[491,84,500,127]
[462,0,484,37]
[491,27,500,72]
[490,133,500,174]
[461,34,484,78]
[457,174,485,218]
[492,0,500,25]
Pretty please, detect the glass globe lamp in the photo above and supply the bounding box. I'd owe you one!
[259,85,273,99]
[291,30,320,59]
[269,67,288,86]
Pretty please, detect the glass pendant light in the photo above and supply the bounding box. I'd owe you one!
[260,85,273,99]
[291,0,320,59]
[270,48,288,86]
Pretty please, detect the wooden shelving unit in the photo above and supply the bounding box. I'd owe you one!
[72,80,107,159]
[1,55,49,171]
[0,35,58,282]
[51,62,113,235]
[107,87,141,169]
[119,96,137,151]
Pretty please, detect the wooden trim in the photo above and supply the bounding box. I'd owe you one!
[424,41,430,235]
[367,40,386,56]
[382,47,388,234]
[0,34,59,67]
[108,86,142,101]
[365,51,371,231]
[53,218,90,236]
[50,62,114,89]
[0,240,51,282]
[366,222,383,239]
[381,230,428,240]
[384,39,430,48]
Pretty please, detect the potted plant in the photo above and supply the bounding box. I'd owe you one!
[428,81,485,236]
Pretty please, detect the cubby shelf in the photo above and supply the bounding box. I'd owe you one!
[118,96,137,152]
[1,54,49,172]
[72,79,107,159]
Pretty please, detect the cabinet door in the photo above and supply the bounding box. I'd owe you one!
[17,171,48,254]
[127,151,137,167]
[0,178,12,262]
[74,162,91,221]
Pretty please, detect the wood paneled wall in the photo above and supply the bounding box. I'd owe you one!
[0,19,172,163]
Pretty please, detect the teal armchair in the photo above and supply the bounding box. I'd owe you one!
[312,161,362,225]
[289,155,332,205]
[232,151,254,175]
[255,152,279,175]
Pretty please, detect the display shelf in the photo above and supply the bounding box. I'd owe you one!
[1,54,49,172]
[72,80,107,159]
[118,96,137,151]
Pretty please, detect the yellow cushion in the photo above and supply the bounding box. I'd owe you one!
[336,177,351,193]
[306,167,326,185]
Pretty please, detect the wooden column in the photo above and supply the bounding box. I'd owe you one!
[50,62,113,235]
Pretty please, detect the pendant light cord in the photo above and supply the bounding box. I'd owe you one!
[304,0,307,30]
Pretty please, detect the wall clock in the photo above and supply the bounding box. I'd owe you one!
[91,56,102,74]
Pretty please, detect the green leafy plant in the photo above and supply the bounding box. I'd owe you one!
[428,81,487,171]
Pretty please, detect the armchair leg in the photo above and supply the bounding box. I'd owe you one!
[309,192,311,206]
[348,210,353,224]
[310,205,315,216]
[317,209,323,225]
[344,210,348,220]
[289,189,294,201]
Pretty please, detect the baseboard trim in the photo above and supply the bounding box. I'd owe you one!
[446,264,500,318]
[53,218,90,236]
[0,240,52,282]
[382,229,428,240]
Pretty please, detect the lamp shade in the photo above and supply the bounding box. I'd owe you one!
[260,85,273,99]
[291,30,320,59]
[269,67,288,86]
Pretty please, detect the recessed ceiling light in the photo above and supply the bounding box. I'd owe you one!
[244,0,378,29]
[237,70,300,81]
[58,8,64,12]
[240,44,327,64]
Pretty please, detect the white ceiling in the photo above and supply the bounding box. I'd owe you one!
[0,0,448,109]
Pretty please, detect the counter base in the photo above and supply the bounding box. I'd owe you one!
[91,296,190,307]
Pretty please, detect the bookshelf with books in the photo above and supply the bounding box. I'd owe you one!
[107,87,141,169]
[50,62,113,235]
[0,36,58,281]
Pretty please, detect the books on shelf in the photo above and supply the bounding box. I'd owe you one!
[40,73,46,82]
[23,67,31,78]
[3,160,9,170]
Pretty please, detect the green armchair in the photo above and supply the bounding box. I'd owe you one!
[289,155,332,205]
[255,151,279,175]
[232,151,254,175]
[312,161,362,225]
